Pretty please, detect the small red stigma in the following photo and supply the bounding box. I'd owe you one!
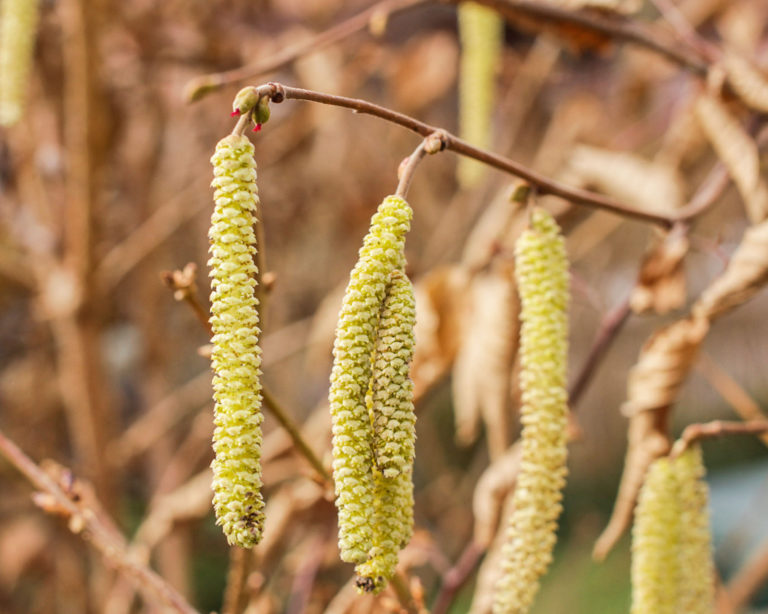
[252,124,262,133]
[230,109,241,117]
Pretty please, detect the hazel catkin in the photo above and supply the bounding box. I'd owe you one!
[493,208,570,614]
[329,195,413,565]
[208,134,265,548]
[0,0,41,125]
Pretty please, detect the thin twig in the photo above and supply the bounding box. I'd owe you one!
[728,535,768,612]
[431,540,485,614]
[243,82,686,227]
[389,572,422,614]
[184,0,427,101]
[0,428,198,614]
[221,546,251,614]
[670,420,768,458]
[396,132,447,198]
[261,387,332,486]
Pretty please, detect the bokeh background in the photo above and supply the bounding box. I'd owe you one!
[1,0,768,612]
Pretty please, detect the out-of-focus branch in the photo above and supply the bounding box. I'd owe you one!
[670,420,768,458]
[0,428,198,614]
[431,540,485,614]
[728,536,768,612]
[183,0,427,101]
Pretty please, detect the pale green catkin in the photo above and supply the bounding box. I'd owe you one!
[354,269,417,593]
[493,209,570,614]
[457,2,503,187]
[329,195,413,565]
[209,134,264,548]
[371,269,416,479]
[0,0,40,126]
[631,446,715,614]
[631,457,680,614]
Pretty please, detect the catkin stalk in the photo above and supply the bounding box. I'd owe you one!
[329,195,413,565]
[493,208,570,614]
[457,2,503,187]
[0,0,40,126]
[208,134,265,548]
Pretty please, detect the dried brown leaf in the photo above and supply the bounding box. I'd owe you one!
[695,93,768,223]
[693,217,768,320]
[472,443,522,547]
[630,228,689,315]
[452,268,519,458]
[411,266,471,397]
[723,52,768,113]
[568,145,685,213]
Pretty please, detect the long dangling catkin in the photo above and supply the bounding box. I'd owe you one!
[0,0,40,126]
[676,445,716,614]
[630,457,680,614]
[209,134,264,548]
[493,208,570,614]
[457,2,503,187]
[355,269,417,593]
[329,195,413,565]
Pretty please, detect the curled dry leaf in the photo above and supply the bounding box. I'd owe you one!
[411,266,470,397]
[452,269,519,458]
[723,52,768,114]
[693,217,768,320]
[472,443,522,547]
[568,145,685,214]
[694,93,768,223]
[630,228,689,315]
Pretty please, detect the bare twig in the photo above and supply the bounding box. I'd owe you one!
[670,420,768,458]
[396,131,447,198]
[728,536,768,612]
[161,263,213,337]
[0,428,198,614]
[222,546,251,614]
[696,354,768,447]
[184,0,427,101]
[241,82,689,227]
[431,540,485,614]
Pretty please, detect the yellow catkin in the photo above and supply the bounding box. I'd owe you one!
[355,270,417,593]
[493,208,570,614]
[457,2,503,187]
[329,195,413,565]
[0,0,40,126]
[676,445,716,614]
[208,134,264,548]
[631,457,680,614]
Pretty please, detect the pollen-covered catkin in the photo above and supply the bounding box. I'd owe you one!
[676,445,716,614]
[209,134,264,548]
[371,269,416,479]
[631,457,680,614]
[457,2,502,187]
[329,195,413,564]
[0,0,41,125]
[354,270,417,593]
[493,208,570,614]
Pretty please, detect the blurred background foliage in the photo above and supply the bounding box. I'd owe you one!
[1,0,768,612]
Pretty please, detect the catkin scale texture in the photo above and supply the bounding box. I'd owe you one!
[493,209,569,614]
[329,195,413,565]
[209,134,264,548]
[0,0,40,125]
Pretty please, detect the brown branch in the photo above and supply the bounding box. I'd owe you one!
[728,536,768,612]
[0,428,198,614]
[221,546,251,614]
[459,0,708,76]
[183,0,427,101]
[670,420,768,458]
[243,82,689,227]
[389,572,423,614]
[396,131,447,198]
[431,540,485,614]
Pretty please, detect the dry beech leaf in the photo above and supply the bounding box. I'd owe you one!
[621,316,710,417]
[630,228,689,315]
[452,268,519,459]
[411,266,471,397]
[695,93,768,223]
[472,443,522,547]
[723,52,768,113]
[568,145,685,213]
[388,31,458,113]
[693,217,768,320]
